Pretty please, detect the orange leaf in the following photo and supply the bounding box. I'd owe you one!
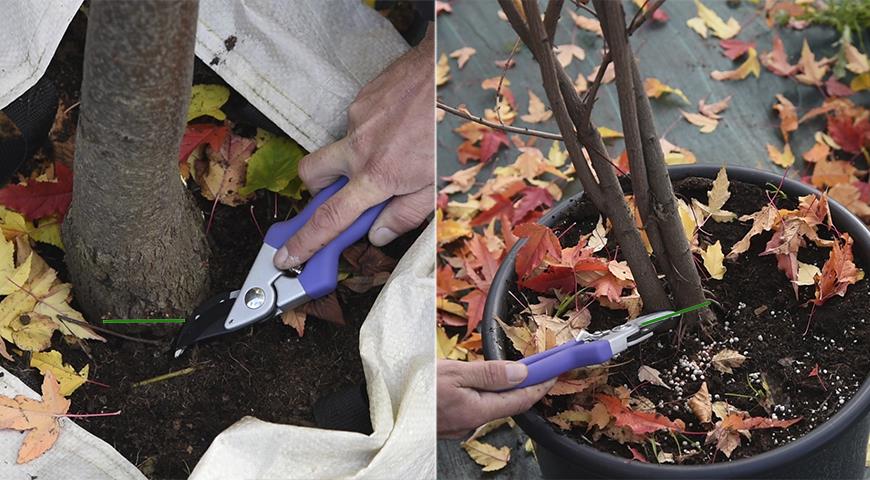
[513,223,562,279]
[596,394,685,435]
[813,233,862,306]
[0,372,70,463]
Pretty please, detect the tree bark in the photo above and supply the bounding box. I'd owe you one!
[63,0,209,320]
[499,0,672,312]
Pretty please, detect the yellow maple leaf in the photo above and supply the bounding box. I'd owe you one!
[851,72,870,92]
[711,48,760,81]
[9,313,56,352]
[0,236,32,296]
[597,126,624,139]
[644,78,689,103]
[436,326,465,360]
[187,84,229,122]
[520,90,553,124]
[794,40,828,86]
[681,110,718,133]
[0,208,63,250]
[701,241,726,280]
[436,210,472,246]
[449,47,476,69]
[436,53,451,87]
[0,247,104,347]
[767,143,795,168]
[29,350,89,396]
[462,440,510,472]
[692,0,740,39]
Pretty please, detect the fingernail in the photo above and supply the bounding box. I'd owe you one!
[505,362,528,384]
[273,247,300,270]
[370,227,398,246]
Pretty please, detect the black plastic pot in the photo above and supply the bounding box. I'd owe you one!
[482,165,870,479]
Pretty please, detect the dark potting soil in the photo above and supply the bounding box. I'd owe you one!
[3,9,424,479]
[505,177,870,464]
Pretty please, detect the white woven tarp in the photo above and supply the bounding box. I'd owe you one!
[1,1,433,478]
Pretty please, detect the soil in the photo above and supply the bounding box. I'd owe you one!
[504,177,870,464]
[2,8,423,480]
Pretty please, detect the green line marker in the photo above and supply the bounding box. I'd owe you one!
[102,318,185,324]
[640,300,712,328]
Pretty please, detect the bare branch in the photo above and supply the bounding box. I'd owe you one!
[437,101,563,140]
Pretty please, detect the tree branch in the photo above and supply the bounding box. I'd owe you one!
[437,101,563,140]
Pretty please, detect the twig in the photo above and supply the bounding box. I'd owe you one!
[495,38,522,126]
[437,102,563,140]
[250,205,264,239]
[58,410,122,418]
[57,315,164,346]
[133,366,199,387]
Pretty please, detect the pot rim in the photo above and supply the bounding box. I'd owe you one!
[482,165,870,476]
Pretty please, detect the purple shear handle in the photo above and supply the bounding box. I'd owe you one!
[263,176,388,299]
[510,339,613,390]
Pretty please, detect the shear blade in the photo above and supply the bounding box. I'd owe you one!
[173,290,239,358]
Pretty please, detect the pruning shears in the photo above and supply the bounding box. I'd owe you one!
[172,176,387,358]
[509,304,709,390]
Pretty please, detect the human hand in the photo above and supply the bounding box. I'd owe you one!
[273,24,434,270]
[437,359,556,439]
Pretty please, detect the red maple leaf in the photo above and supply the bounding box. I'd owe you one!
[0,162,73,221]
[513,187,554,224]
[479,130,510,163]
[827,114,870,154]
[513,223,562,279]
[825,77,853,97]
[460,288,486,334]
[436,264,471,296]
[597,394,685,435]
[719,39,755,61]
[179,123,229,163]
[471,194,514,227]
[519,265,575,293]
[435,0,452,15]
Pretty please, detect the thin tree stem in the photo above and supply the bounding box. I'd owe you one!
[437,102,563,140]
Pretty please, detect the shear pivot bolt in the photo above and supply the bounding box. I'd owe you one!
[245,287,266,309]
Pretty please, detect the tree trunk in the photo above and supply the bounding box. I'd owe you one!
[63,0,209,320]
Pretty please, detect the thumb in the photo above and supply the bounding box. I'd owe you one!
[458,360,530,391]
[369,186,434,246]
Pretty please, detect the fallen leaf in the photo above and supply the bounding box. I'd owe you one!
[851,72,870,92]
[462,440,510,472]
[0,163,73,221]
[829,183,870,221]
[597,394,685,435]
[0,235,31,296]
[767,143,795,168]
[520,90,553,124]
[691,0,740,39]
[802,140,830,163]
[686,17,708,38]
[466,417,515,443]
[239,135,305,198]
[436,326,465,360]
[728,204,778,258]
[688,382,712,423]
[281,309,306,337]
[638,365,670,389]
[449,47,476,69]
[701,241,726,280]
[569,11,602,36]
[698,96,731,119]
[494,317,534,357]
[660,138,697,165]
[0,371,70,463]
[796,261,821,286]
[707,412,800,457]
[193,134,256,206]
[794,40,829,86]
[719,39,755,61]
[554,44,585,68]
[711,48,760,81]
[188,84,229,122]
[29,350,89,396]
[644,78,689,103]
[711,349,746,374]
[587,63,615,84]
[681,110,718,133]
[178,123,229,179]
[827,113,870,154]
[436,53,451,86]
[436,1,452,15]
[300,292,344,325]
[761,35,798,77]
[813,233,862,306]
[844,43,870,74]
[825,77,853,97]
[514,223,561,279]
[437,210,472,245]
[773,94,798,142]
